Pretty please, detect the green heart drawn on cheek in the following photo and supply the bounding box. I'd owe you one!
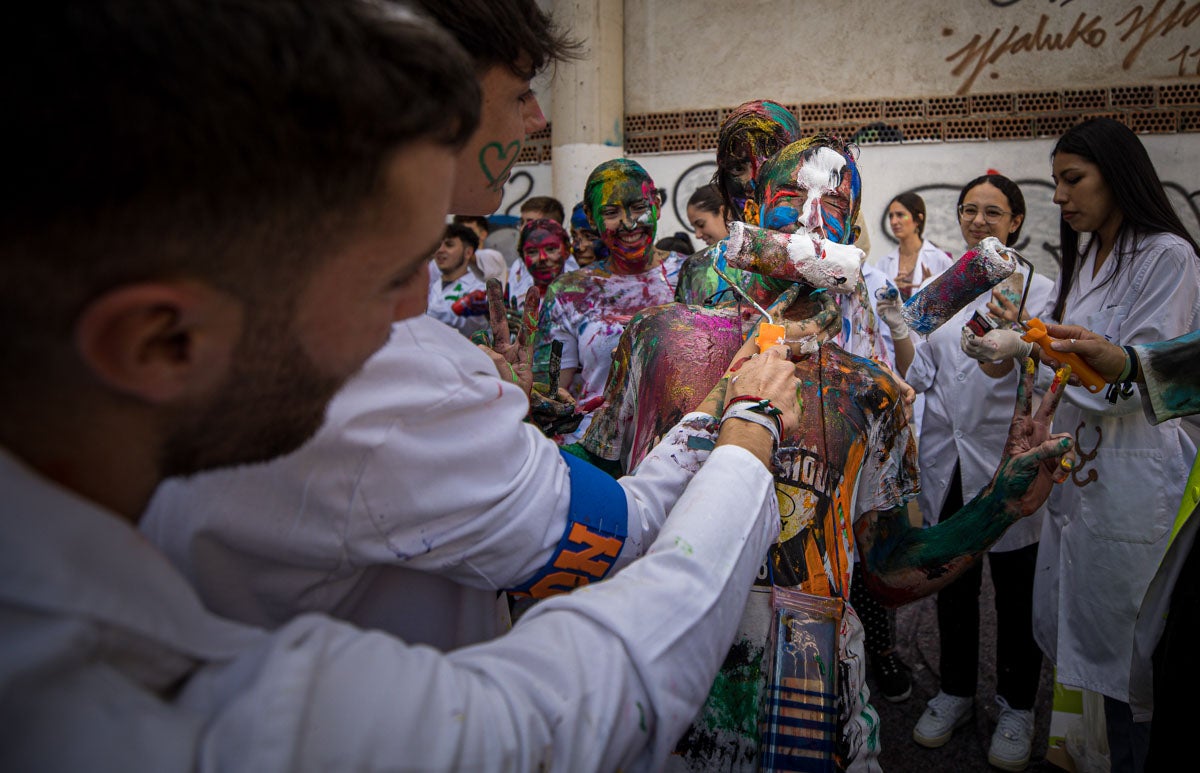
[479,140,522,191]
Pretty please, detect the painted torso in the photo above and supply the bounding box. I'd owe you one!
[585,301,918,769]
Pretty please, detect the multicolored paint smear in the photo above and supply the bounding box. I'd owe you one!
[901,236,1016,335]
[518,218,569,290]
[716,100,801,224]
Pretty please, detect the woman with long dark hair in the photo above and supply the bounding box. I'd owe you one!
[964,117,1199,771]
[877,191,953,300]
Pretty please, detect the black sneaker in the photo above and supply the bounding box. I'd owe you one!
[872,652,912,703]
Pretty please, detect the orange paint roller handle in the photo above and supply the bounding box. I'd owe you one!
[1021,318,1107,393]
[756,322,785,353]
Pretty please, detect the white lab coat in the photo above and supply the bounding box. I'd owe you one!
[907,271,1055,548]
[143,315,725,652]
[875,239,954,296]
[0,441,779,771]
[1032,231,1200,701]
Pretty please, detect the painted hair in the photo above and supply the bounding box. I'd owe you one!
[583,158,657,224]
[407,0,581,78]
[888,191,928,238]
[520,195,566,223]
[956,174,1026,247]
[687,184,727,218]
[1050,117,1199,321]
[713,100,801,223]
[517,217,568,253]
[3,0,479,378]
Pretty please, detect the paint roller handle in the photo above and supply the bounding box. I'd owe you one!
[756,322,785,353]
[1021,318,1107,393]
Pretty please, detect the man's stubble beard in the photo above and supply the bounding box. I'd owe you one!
[160,302,347,478]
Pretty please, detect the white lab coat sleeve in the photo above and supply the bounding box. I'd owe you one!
[614,413,721,569]
[905,337,937,394]
[344,321,722,591]
[1059,241,1200,417]
[189,445,779,773]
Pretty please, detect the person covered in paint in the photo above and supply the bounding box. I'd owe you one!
[426,222,489,337]
[506,217,570,311]
[686,183,731,248]
[569,199,606,268]
[583,136,1077,772]
[1040,325,1199,773]
[904,174,1055,770]
[532,158,687,438]
[876,192,954,300]
[960,117,1200,771]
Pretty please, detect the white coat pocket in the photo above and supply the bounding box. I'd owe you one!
[1077,448,1171,543]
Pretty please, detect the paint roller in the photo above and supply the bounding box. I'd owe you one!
[1019,319,1107,393]
[900,236,1019,336]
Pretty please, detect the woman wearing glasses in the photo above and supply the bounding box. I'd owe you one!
[905,174,1056,771]
[962,118,1200,771]
[877,192,953,299]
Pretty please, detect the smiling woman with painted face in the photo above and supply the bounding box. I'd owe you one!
[533,158,685,441]
[961,117,1200,771]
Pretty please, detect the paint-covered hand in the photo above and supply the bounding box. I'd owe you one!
[986,285,1024,325]
[815,239,865,293]
[874,283,909,337]
[1042,324,1127,383]
[984,359,1075,518]
[451,289,489,316]
[477,280,537,398]
[960,326,1033,362]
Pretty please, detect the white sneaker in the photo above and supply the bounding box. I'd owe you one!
[987,695,1034,771]
[912,691,973,748]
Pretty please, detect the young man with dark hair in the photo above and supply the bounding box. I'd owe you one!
[427,223,489,337]
[1,1,805,769]
[453,213,510,286]
[407,0,579,215]
[521,194,568,225]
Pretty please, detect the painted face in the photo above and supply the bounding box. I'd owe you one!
[571,225,602,267]
[451,64,546,215]
[1052,152,1121,237]
[585,160,660,273]
[959,182,1022,249]
[520,219,568,288]
[886,201,918,240]
[433,236,470,277]
[687,203,729,247]
[164,141,455,474]
[757,143,860,244]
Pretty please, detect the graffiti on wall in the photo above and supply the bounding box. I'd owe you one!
[945,0,1200,94]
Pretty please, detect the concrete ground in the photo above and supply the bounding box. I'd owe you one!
[868,562,1065,772]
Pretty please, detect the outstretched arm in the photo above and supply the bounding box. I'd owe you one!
[854,359,1075,606]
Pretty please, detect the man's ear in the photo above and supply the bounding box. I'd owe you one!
[74,280,243,404]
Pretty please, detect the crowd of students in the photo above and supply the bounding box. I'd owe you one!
[2,1,1197,772]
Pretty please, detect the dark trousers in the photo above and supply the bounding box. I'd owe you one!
[936,465,1043,709]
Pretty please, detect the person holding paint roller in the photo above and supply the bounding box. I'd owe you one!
[582,136,1078,771]
[903,174,1055,770]
[960,117,1200,771]
[1038,325,1200,772]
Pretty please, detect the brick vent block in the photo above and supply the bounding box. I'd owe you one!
[1062,89,1107,111]
[970,93,1014,115]
[927,96,970,117]
[1111,85,1156,108]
